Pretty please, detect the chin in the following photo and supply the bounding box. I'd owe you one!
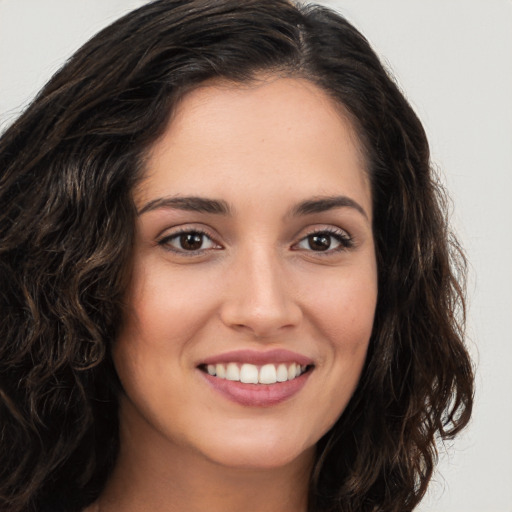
[194,430,316,471]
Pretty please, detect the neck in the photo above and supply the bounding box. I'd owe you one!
[96,399,314,512]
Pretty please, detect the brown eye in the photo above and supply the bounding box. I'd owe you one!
[159,230,219,253]
[295,229,354,253]
[307,234,332,251]
[180,232,204,251]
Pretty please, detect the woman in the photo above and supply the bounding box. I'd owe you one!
[0,1,474,511]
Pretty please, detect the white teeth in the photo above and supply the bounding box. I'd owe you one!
[276,364,288,382]
[225,362,239,381]
[216,364,226,379]
[259,364,277,384]
[205,362,308,384]
[240,364,259,384]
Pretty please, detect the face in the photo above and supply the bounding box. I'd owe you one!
[114,77,377,471]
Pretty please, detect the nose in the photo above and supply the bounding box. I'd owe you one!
[219,245,302,338]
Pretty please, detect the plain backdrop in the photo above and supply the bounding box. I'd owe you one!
[1,1,511,511]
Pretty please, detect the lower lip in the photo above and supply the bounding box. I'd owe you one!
[200,370,312,407]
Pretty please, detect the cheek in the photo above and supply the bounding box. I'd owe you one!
[307,265,377,350]
[111,270,209,437]
[123,262,222,347]
[303,262,377,421]
[112,264,223,410]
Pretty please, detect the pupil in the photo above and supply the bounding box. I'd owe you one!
[180,233,203,250]
[309,234,330,251]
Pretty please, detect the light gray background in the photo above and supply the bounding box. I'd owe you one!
[1,1,511,511]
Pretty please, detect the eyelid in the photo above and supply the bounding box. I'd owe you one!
[291,226,355,253]
[154,223,355,257]
[156,225,223,255]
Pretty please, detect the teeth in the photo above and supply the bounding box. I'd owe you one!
[259,364,277,384]
[216,364,226,379]
[240,363,259,384]
[288,362,297,380]
[205,362,308,384]
[276,364,288,382]
[225,362,239,381]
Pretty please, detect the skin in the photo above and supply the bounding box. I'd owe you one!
[95,76,378,512]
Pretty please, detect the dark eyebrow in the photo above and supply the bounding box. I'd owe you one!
[138,194,368,220]
[138,196,231,216]
[290,195,369,220]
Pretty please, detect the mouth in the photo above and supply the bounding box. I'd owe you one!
[197,349,315,407]
[198,362,313,384]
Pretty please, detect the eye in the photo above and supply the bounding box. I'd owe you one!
[158,229,221,254]
[294,228,353,253]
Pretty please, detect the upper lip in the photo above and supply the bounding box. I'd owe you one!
[199,348,314,367]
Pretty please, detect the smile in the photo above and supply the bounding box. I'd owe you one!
[202,362,309,384]
[198,349,315,406]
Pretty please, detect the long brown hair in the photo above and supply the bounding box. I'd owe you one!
[0,1,473,511]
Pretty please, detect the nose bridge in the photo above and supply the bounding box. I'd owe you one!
[220,241,301,336]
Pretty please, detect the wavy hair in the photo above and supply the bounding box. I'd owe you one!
[0,1,473,511]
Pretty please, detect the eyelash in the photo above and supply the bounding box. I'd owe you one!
[157,227,354,256]
[293,227,354,254]
[157,228,220,255]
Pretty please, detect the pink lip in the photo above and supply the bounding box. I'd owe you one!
[200,369,312,407]
[199,348,313,367]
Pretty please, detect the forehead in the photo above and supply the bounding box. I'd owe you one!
[136,77,371,216]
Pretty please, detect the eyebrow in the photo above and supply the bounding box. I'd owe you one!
[290,195,369,220]
[138,196,231,216]
[138,194,368,220]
